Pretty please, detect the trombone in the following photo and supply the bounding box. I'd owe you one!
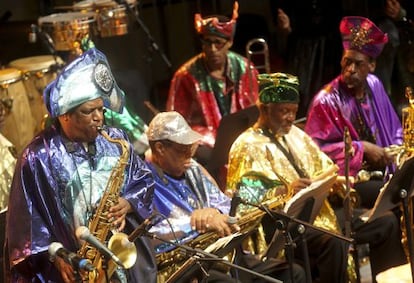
[246,38,271,100]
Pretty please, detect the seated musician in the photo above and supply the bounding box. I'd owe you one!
[226,72,407,282]
[145,111,306,283]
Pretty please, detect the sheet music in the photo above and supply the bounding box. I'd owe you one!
[283,174,337,222]
[204,232,243,253]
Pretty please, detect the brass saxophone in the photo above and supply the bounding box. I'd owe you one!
[156,196,285,282]
[77,127,137,282]
[396,87,414,261]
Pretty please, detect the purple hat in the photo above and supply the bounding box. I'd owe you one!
[340,16,388,58]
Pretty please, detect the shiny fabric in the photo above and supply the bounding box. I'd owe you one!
[305,74,403,178]
[258,73,300,104]
[146,111,203,145]
[104,108,149,155]
[194,1,238,40]
[167,51,258,147]
[0,133,16,212]
[146,160,230,254]
[227,125,340,232]
[6,125,155,282]
[44,48,125,118]
[340,16,388,59]
[226,125,348,282]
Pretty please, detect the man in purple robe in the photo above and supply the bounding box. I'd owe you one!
[5,48,156,283]
[305,16,403,208]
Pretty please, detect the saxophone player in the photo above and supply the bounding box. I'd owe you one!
[6,48,157,283]
[145,111,306,283]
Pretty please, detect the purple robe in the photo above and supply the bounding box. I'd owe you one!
[6,125,156,282]
[305,73,402,178]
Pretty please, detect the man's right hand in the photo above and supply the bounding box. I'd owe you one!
[191,208,239,237]
[362,141,394,169]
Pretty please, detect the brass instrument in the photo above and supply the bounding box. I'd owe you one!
[156,196,284,282]
[246,38,271,74]
[396,87,414,261]
[246,38,271,102]
[77,127,137,282]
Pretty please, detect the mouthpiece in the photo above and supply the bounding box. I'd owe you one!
[96,126,103,132]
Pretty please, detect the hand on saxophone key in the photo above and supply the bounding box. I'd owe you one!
[108,197,132,231]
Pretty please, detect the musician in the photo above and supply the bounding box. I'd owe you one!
[145,111,305,283]
[227,72,407,282]
[166,1,259,166]
[0,97,16,212]
[305,16,403,209]
[5,48,157,283]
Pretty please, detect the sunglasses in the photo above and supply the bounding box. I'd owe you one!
[200,38,228,50]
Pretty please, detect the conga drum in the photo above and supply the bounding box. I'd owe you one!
[0,68,36,153]
[9,55,63,133]
[376,263,412,283]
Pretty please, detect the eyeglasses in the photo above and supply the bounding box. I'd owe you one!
[200,38,228,50]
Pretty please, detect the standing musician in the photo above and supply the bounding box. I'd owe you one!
[145,111,306,283]
[166,1,259,166]
[5,48,156,283]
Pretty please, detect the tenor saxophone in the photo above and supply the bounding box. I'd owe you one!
[77,127,137,282]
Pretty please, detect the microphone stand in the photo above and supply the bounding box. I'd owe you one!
[343,127,361,283]
[144,231,282,283]
[119,0,172,70]
[240,198,354,283]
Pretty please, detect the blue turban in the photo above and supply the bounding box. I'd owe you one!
[44,48,125,118]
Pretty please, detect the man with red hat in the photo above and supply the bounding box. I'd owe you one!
[166,1,259,166]
[305,15,407,281]
[305,16,403,209]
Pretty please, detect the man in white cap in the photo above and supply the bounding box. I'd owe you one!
[146,111,305,283]
[6,48,156,283]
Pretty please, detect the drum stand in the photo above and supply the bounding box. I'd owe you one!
[118,0,172,70]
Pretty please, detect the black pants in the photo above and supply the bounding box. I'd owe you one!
[335,207,407,281]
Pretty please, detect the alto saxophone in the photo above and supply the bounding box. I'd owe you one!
[77,127,137,282]
[156,196,285,282]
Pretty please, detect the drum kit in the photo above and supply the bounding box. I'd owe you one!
[0,0,138,153]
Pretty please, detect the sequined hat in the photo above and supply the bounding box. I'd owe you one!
[194,1,239,40]
[44,48,125,118]
[146,111,203,145]
[258,73,300,104]
[340,16,388,59]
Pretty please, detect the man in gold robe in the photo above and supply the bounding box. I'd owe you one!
[227,72,406,282]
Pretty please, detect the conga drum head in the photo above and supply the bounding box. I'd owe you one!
[0,68,21,85]
[38,12,97,51]
[9,55,63,74]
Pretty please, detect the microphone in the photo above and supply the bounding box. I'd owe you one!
[128,215,157,242]
[28,24,37,43]
[228,191,242,224]
[48,242,95,272]
[76,226,125,268]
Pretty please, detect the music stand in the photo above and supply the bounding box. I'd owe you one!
[151,231,282,283]
[262,175,347,283]
[361,156,414,281]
